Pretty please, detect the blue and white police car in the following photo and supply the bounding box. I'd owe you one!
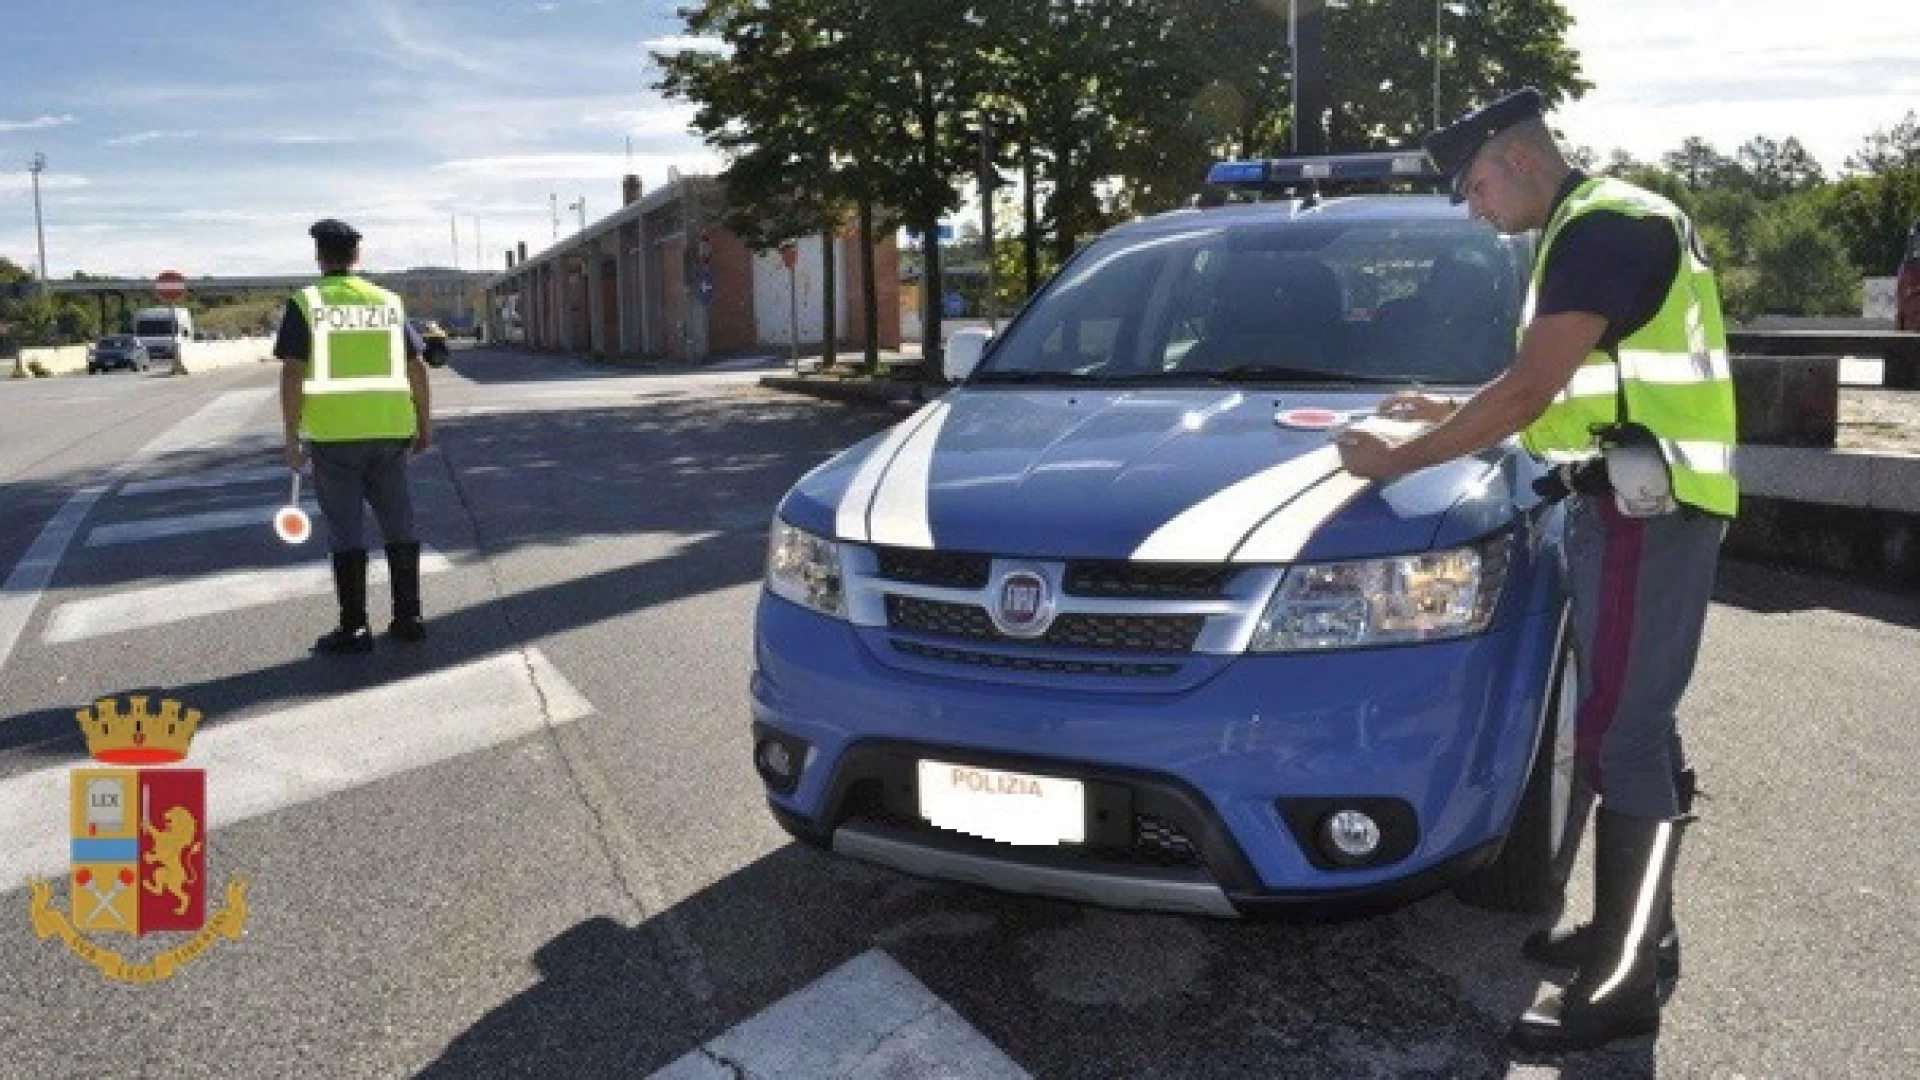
[752,152,1579,918]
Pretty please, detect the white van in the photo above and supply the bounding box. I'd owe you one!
[132,306,194,366]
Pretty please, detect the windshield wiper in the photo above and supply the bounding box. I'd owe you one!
[970,369,1101,384]
[1141,364,1391,384]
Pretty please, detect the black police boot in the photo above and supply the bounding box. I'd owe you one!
[316,549,373,654]
[385,542,426,642]
[1522,769,1694,985]
[1509,810,1687,1056]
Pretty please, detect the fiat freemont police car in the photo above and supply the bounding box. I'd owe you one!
[751,152,1578,918]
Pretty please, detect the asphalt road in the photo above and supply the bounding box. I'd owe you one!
[0,348,1912,1079]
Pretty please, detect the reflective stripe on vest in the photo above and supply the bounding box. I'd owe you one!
[1518,178,1739,516]
[293,278,416,442]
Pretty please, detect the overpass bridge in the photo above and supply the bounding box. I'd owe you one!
[39,269,495,333]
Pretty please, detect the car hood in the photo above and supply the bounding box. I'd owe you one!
[782,388,1528,562]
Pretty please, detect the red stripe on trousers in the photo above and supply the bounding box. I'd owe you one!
[1576,502,1646,794]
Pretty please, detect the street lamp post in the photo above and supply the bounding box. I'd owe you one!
[28,152,49,293]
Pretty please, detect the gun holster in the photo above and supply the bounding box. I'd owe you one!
[1597,423,1677,518]
[1532,460,1613,504]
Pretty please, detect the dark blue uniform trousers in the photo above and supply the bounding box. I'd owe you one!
[309,439,416,553]
[1563,495,1726,819]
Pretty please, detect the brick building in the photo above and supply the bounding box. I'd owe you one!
[483,174,900,361]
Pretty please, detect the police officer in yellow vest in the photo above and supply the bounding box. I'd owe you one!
[275,219,433,654]
[1337,90,1736,1055]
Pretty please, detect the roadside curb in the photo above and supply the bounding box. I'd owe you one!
[759,376,934,409]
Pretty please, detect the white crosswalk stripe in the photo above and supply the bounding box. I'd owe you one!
[0,649,592,891]
[0,390,280,672]
[42,546,455,643]
[119,464,290,497]
[651,950,1029,1080]
[86,500,321,547]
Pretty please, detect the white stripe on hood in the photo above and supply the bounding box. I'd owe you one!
[1132,445,1353,562]
[864,401,953,548]
[835,401,948,543]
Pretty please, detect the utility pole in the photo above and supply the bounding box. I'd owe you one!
[1433,0,1443,129]
[1288,1,1327,154]
[979,113,997,332]
[450,214,460,271]
[551,193,560,241]
[28,152,49,292]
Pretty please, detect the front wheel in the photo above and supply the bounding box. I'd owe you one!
[1454,612,1581,912]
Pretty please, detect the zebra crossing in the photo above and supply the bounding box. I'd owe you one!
[1,386,1032,1079]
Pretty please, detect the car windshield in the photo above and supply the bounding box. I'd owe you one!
[134,318,175,336]
[975,215,1531,386]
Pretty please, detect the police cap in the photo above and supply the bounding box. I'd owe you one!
[1424,88,1545,204]
[308,218,362,244]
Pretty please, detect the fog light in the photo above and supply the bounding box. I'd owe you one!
[758,740,794,778]
[753,731,809,795]
[1324,810,1381,860]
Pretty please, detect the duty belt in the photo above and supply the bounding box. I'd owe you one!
[1532,459,1612,503]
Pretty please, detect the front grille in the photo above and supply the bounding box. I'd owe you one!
[891,639,1180,678]
[840,780,1205,869]
[1064,562,1233,599]
[1050,612,1203,652]
[886,597,1201,653]
[875,548,990,589]
[887,596,999,640]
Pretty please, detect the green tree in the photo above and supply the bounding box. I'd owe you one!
[1747,200,1859,317]
[1731,135,1824,199]
[1661,137,1731,191]
[1806,167,1920,275]
[1844,110,1920,176]
[1326,0,1591,151]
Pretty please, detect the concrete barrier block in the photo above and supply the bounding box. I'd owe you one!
[1867,453,1920,514]
[1730,355,1837,447]
[1735,445,1871,506]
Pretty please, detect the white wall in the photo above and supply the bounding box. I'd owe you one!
[16,337,274,377]
[1863,277,1896,321]
[753,237,849,346]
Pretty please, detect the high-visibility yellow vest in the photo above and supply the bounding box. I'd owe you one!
[1519,178,1739,516]
[292,275,416,442]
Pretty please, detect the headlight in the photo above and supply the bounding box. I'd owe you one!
[766,519,846,618]
[1248,533,1509,652]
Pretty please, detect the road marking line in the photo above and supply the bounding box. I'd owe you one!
[0,391,276,672]
[85,501,320,547]
[42,547,455,643]
[650,949,1030,1080]
[0,482,115,683]
[0,648,592,890]
[135,388,275,457]
[119,464,290,497]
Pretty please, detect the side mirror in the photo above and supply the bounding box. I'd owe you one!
[945,328,993,382]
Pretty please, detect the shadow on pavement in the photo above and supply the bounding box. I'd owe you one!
[0,391,893,757]
[419,835,1660,1078]
[1712,556,1920,629]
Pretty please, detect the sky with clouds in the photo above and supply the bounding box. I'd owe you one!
[1,0,1916,280]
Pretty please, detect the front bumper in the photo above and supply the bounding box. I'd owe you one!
[752,591,1560,917]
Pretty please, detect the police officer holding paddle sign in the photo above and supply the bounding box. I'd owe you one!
[1336,89,1738,1055]
[275,219,432,654]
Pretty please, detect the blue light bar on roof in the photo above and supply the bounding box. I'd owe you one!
[1206,160,1270,186]
[1204,151,1441,188]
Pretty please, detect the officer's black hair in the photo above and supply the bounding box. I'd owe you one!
[316,237,357,274]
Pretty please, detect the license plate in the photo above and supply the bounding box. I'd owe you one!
[917,760,1086,846]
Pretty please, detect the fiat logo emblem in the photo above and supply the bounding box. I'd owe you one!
[991,569,1054,638]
